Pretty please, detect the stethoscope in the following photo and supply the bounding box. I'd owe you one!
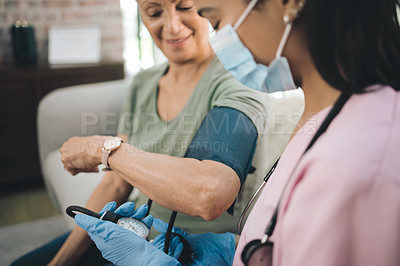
[240,92,352,265]
[237,158,279,235]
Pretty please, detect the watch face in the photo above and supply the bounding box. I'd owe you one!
[117,217,150,239]
[104,137,122,150]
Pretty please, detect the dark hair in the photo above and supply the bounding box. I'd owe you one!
[248,0,400,92]
[299,0,400,93]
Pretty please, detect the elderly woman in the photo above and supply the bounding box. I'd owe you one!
[11,0,302,265]
[72,0,400,265]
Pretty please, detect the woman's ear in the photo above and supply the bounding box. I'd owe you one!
[282,0,306,24]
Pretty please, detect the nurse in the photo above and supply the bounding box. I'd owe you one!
[74,0,400,265]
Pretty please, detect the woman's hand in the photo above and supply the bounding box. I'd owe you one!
[60,135,108,175]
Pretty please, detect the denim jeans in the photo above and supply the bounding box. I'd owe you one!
[10,232,112,266]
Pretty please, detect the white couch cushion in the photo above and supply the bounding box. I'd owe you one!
[44,149,105,229]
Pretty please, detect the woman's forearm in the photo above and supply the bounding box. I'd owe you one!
[108,143,240,221]
[59,135,241,221]
[49,172,133,265]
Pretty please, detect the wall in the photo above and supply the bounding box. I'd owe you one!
[0,0,123,66]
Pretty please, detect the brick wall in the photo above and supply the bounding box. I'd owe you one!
[0,0,123,66]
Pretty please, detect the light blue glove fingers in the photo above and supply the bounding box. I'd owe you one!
[75,213,118,240]
[75,213,101,233]
[186,232,236,266]
[223,232,236,265]
[152,232,165,248]
[212,232,236,265]
[99,201,117,215]
[152,233,184,259]
[132,204,148,220]
[76,214,182,266]
[153,218,169,233]
[167,234,184,259]
[141,215,154,229]
[152,219,186,260]
[114,201,136,217]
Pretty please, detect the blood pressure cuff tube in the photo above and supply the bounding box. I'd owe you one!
[184,107,258,215]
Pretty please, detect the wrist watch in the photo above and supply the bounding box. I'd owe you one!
[102,137,124,170]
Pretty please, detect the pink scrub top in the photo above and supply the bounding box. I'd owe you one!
[234,85,400,266]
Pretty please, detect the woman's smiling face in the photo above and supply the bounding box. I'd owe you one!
[138,0,212,63]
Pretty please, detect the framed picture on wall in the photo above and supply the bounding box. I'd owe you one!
[48,25,101,65]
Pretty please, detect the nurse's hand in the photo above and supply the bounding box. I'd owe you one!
[60,135,107,175]
[152,218,236,266]
[75,202,180,266]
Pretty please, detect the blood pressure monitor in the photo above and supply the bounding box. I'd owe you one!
[66,205,150,239]
[67,205,194,264]
[117,217,150,238]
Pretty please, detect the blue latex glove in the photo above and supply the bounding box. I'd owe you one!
[152,228,184,259]
[75,202,180,266]
[152,218,236,266]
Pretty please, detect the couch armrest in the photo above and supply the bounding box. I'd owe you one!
[37,78,131,164]
[37,78,132,208]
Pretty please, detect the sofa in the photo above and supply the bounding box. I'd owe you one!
[37,78,132,228]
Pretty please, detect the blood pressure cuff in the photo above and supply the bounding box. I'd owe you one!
[185,107,258,214]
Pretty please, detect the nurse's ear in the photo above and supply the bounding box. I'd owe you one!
[282,0,306,24]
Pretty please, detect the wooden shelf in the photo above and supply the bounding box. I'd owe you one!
[0,62,125,187]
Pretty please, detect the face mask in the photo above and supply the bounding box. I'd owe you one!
[209,0,297,93]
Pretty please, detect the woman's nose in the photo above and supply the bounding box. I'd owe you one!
[164,11,183,34]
